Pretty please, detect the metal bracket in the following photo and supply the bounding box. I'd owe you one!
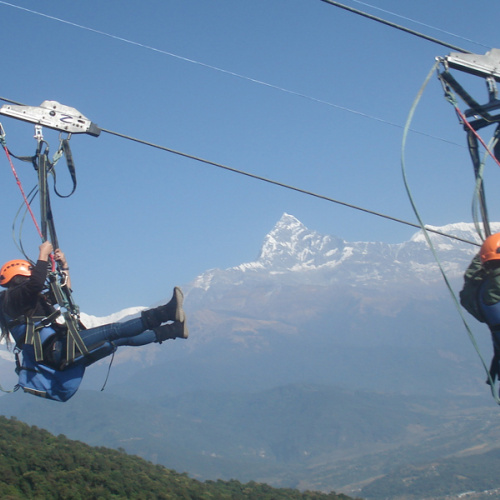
[465,77,500,118]
[34,125,43,142]
[0,100,101,137]
[443,48,500,81]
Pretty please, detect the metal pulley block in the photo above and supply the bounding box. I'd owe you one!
[0,100,100,137]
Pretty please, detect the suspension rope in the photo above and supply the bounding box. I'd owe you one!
[12,185,38,261]
[0,133,44,243]
[0,129,59,270]
[320,0,470,54]
[401,61,500,404]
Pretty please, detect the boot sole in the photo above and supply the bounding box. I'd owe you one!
[173,287,185,323]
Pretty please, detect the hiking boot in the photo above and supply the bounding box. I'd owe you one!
[153,319,189,343]
[141,287,185,329]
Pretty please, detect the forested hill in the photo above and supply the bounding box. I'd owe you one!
[0,416,355,500]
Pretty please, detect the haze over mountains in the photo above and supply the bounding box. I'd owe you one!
[1,213,500,498]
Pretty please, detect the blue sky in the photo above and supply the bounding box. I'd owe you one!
[0,0,498,315]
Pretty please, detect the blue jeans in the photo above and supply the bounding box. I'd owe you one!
[80,317,156,348]
[49,317,158,368]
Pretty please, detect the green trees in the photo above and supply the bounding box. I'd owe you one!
[0,416,354,500]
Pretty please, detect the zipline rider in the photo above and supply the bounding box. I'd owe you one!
[0,241,188,402]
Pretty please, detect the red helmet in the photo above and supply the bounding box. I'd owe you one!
[0,259,32,287]
[480,233,500,264]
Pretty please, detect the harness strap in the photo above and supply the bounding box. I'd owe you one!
[64,311,88,363]
[25,316,46,362]
[23,312,61,362]
[47,273,88,363]
[22,387,47,398]
[51,139,77,199]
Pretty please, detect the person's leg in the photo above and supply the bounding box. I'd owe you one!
[79,287,186,349]
[112,320,189,347]
[79,318,145,349]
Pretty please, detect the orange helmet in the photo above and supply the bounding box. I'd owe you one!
[480,233,500,264]
[0,259,32,287]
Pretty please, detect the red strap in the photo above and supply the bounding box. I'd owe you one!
[2,144,55,270]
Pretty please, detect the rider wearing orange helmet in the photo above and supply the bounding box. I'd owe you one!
[462,233,500,388]
[0,259,32,286]
[0,242,188,402]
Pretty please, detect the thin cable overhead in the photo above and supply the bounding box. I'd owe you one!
[0,1,462,148]
[320,0,471,54]
[350,0,491,50]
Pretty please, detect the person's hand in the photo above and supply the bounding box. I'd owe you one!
[38,241,53,261]
[54,249,68,269]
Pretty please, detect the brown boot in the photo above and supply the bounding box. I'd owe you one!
[141,287,185,329]
[153,320,189,343]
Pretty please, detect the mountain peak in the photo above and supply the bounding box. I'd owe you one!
[275,212,303,229]
[257,213,344,269]
[189,215,488,298]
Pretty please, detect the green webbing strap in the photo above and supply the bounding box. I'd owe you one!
[49,273,69,309]
[21,308,86,364]
[49,139,77,199]
[23,310,62,362]
[64,311,88,363]
[47,272,87,363]
[24,315,48,362]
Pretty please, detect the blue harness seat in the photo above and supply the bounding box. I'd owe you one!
[9,319,85,402]
[9,318,115,402]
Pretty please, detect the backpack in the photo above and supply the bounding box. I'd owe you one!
[460,265,487,323]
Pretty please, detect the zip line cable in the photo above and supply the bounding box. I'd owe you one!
[0,1,464,149]
[349,0,491,50]
[0,95,480,247]
[99,126,480,246]
[320,0,471,54]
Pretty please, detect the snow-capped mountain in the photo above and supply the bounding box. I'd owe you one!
[188,213,489,300]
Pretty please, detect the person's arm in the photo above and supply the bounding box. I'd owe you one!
[4,242,53,317]
[25,241,53,294]
[464,252,482,281]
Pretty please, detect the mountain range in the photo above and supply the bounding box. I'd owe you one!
[1,213,500,498]
[84,213,494,397]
